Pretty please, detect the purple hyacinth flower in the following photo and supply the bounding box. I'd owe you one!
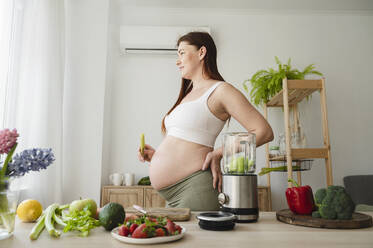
[7,148,55,177]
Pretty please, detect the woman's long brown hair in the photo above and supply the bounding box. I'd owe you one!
[161,32,225,134]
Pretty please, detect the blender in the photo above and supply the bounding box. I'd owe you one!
[217,132,259,223]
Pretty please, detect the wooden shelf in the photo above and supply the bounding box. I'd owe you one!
[263,77,333,188]
[266,80,322,107]
[269,148,329,161]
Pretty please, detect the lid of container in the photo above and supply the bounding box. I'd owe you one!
[196,211,236,222]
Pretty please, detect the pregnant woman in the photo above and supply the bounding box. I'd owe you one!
[138,32,273,211]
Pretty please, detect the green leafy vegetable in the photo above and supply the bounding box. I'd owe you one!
[62,207,101,237]
[29,202,101,240]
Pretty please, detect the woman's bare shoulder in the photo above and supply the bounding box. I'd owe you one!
[215,81,242,96]
[214,81,252,108]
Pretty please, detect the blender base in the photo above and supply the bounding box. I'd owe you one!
[235,217,258,223]
[221,207,259,223]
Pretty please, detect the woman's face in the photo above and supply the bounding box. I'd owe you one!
[176,41,203,79]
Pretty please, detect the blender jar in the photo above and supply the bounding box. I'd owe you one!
[221,132,256,174]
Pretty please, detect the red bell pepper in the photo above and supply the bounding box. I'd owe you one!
[285,179,315,215]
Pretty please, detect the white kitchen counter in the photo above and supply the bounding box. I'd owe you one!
[2,212,373,248]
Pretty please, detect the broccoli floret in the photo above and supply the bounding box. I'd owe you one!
[312,211,321,218]
[328,185,345,194]
[336,192,355,219]
[315,185,355,220]
[314,188,327,205]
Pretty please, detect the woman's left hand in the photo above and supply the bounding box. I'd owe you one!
[202,150,223,192]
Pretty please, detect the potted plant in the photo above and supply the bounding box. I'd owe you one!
[243,56,323,106]
[243,57,323,176]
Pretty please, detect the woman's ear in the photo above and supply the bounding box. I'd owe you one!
[199,46,207,61]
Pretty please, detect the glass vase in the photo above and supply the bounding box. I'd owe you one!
[0,189,19,240]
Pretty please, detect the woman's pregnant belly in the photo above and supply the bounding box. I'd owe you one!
[149,136,213,190]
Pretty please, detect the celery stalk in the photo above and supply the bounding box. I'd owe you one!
[57,204,69,211]
[53,213,67,227]
[29,214,46,240]
[258,165,301,176]
[29,205,52,240]
[140,133,145,156]
[61,210,71,221]
[45,204,60,237]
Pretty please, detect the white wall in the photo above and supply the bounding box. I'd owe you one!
[103,2,373,210]
[63,0,109,204]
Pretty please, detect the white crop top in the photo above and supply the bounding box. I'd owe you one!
[164,81,226,148]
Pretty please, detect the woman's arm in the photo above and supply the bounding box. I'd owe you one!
[212,83,274,158]
[202,82,274,192]
[219,83,274,147]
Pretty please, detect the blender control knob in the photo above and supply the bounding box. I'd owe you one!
[218,193,229,205]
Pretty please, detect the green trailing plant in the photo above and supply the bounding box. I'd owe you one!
[243,57,323,106]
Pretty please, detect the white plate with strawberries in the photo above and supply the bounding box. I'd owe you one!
[111,225,186,244]
[111,215,186,244]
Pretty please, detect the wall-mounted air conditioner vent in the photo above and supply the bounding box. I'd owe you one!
[120,26,210,55]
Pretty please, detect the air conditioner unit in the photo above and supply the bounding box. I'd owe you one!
[120,26,210,55]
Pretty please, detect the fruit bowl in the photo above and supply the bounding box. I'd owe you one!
[111,226,186,244]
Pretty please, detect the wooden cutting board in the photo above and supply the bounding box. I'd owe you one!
[125,207,191,221]
[276,209,373,229]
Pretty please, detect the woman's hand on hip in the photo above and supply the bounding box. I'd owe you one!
[202,150,223,192]
[138,144,155,163]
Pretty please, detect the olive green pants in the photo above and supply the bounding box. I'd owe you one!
[157,169,220,211]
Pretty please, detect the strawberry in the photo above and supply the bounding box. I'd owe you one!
[118,225,130,237]
[155,228,165,237]
[165,219,176,234]
[125,215,139,222]
[129,223,138,234]
[175,224,182,234]
[131,224,148,238]
[149,217,158,224]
